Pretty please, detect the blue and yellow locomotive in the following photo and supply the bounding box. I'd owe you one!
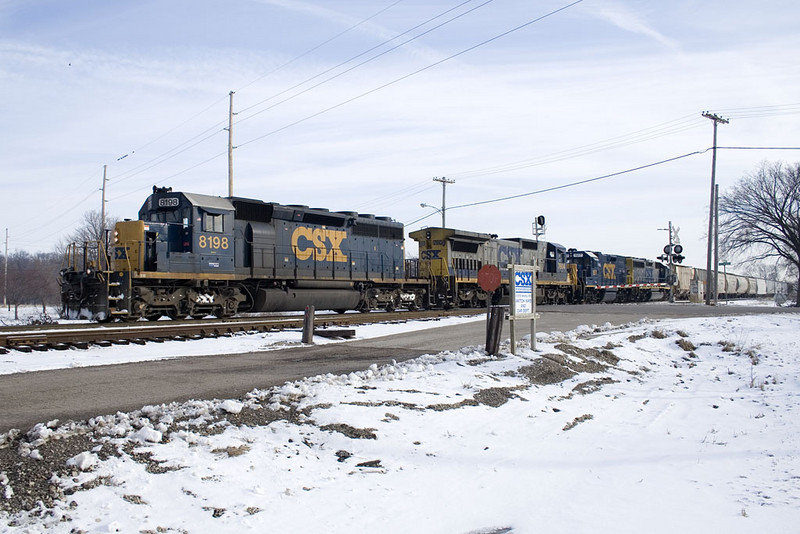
[60,187,422,320]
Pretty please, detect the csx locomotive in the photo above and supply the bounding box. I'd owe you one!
[59,187,785,321]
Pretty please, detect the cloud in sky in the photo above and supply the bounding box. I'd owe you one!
[584,0,679,50]
[1,0,799,273]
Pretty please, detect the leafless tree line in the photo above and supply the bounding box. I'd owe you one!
[719,160,800,306]
[2,211,118,321]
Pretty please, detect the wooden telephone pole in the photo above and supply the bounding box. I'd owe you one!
[702,111,728,305]
[227,91,235,198]
[432,176,455,227]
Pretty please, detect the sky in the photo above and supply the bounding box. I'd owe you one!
[1,0,799,270]
[2,309,799,531]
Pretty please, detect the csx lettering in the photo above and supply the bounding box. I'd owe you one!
[499,245,521,263]
[421,249,441,260]
[515,272,532,286]
[603,263,616,279]
[291,227,347,262]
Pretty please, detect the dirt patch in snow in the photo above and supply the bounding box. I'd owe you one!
[473,387,522,408]
[517,358,577,385]
[554,343,619,367]
[320,424,377,440]
[573,377,618,395]
[563,414,594,431]
[0,432,98,515]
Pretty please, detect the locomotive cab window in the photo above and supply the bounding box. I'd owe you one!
[202,211,224,233]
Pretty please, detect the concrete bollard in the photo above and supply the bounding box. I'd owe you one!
[302,305,315,344]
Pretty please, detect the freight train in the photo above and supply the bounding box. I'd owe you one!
[58,187,790,321]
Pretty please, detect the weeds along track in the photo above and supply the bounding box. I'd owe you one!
[0,309,485,353]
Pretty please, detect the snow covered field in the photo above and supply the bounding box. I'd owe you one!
[2,310,799,533]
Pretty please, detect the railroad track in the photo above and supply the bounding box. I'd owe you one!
[0,309,486,353]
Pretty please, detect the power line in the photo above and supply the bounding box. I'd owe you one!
[448,150,706,211]
[235,0,407,95]
[715,103,800,120]
[718,146,800,150]
[106,1,412,185]
[409,144,800,223]
[237,0,585,150]
[450,114,706,179]
[404,150,707,227]
[235,0,494,125]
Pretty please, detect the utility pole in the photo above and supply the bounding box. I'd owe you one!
[702,111,728,305]
[3,228,7,309]
[714,183,720,305]
[100,164,108,233]
[432,176,454,227]
[100,164,108,268]
[227,91,235,198]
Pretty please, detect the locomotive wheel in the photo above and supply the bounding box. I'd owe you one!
[167,309,188,320]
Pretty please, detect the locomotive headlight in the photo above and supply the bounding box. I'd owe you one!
[114,230,120,244]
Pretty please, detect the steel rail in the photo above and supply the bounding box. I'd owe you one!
[0,308,485,352]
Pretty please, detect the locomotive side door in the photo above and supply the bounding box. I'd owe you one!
[144,231,158,271]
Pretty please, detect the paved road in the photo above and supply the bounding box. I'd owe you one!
[1,303,796,434]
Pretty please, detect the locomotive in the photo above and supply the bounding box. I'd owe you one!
[60,187,425,321]
[59,187,787,321]
[409,227,671,309]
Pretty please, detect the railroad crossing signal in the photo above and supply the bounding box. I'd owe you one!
[661,244,684,264]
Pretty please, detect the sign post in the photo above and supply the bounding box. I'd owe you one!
[509,264,537,354]
[478,264,503,355]
[719,260,730,305]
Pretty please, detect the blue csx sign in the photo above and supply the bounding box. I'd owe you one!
[515,271,533,286]
[421,249,441,260]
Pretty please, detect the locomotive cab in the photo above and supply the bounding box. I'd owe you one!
[113,187,235,275]
[107,187,242,320]
[567,249,602,303]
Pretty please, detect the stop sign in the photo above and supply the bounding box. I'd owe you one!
[478,264,502,292]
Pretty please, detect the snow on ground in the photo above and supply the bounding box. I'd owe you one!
[2,312,799,533]
[0,300,784,375]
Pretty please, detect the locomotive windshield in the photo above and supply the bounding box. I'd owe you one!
[145,206,191,225]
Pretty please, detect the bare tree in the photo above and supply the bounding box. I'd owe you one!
[719,161,800,306]
[4,251,59,320]
[55,210,118,265]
